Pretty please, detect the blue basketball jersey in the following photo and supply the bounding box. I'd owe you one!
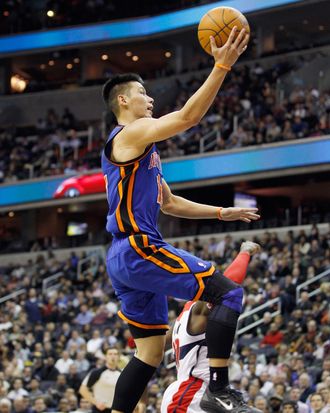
[101,125,163,239]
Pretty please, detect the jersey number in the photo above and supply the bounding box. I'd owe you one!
[173,338,180,366]
[156,174,163,205]
[104,175,108,197]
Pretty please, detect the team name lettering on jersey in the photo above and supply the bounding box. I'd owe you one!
[148,152,162,171]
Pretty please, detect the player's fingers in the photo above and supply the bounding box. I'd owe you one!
[241,217,251,223]
[245,213,260,220]
[233,28,246,48]
[225,26,237,46]
[238,34,250,53]
[209,36,217,53]
[241,208,259,213]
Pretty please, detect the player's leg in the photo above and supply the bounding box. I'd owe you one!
[200,242,261,413]
[223,241,260,283]
[112,333,166,413]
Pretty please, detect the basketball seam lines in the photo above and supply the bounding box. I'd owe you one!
[200,11,248,51]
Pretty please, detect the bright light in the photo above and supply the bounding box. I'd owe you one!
[47,10,55,17]
[48,60,55,66]
[132,55,139,61]
[66,63,73,69]
[101,54,109,61]
[165,51,172,58]
[11,75,27,92]
[73,57,80,64]
[8,211,15,218]
[126,51,132,57]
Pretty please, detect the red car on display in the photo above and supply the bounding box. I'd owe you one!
[53,173,106,198]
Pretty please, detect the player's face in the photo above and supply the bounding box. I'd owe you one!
[127,82,154,118]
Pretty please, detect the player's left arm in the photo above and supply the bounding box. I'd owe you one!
[160,179,260,222]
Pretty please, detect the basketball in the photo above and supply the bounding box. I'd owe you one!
[198,7,250,55]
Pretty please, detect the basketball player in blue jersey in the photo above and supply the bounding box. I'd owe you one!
[101,27,259,413]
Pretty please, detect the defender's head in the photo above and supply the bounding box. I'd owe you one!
[102,73,154,120]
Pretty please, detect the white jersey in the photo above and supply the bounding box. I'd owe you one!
[172,301,209,383]
[161,301,209,413]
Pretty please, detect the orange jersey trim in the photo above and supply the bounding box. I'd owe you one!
[118,310,169,330]
[127,161,140,232]
[115,167,126,232]
[129,234,190,274]
[192,266,215,301]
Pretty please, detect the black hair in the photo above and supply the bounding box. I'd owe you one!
[102,73,144,117]
[282,401,298,413]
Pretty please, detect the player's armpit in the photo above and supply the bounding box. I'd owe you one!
[160,179,174,214]
[122,110,197,146]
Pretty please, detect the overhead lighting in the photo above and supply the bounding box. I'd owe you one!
[47,10,55,17]
[126,51,132,57]
[40,64,46,70]
[132,55,139,61]
[165,51,172,58]
[8,211,15,218]
[101,54,109,61]
[48,60,55,66]
[73,57,80,64]
[66,63,73,69]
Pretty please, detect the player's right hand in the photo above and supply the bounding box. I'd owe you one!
[221,207,260,222]
[210,26,249,68]
[96,402,106,411]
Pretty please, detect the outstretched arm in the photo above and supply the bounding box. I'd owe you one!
[120,27,249,150]
[161,179,260,223]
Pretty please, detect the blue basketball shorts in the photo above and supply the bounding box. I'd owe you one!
[106,234,215,330]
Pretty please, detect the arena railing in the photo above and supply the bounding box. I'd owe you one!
[0,289,25,305]
[296,268,330,304]
[42,271,64,295]
[77,248,106,279]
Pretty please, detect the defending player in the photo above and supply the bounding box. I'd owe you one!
[161,241,261,413]
[101,27,258,413]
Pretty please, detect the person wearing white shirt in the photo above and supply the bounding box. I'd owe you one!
[7,379,29,400]
[55,351,74,374]
[87,330,104,354]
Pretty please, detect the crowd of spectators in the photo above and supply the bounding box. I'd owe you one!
[157,64,330,158]
[0,224,329,412]
[1,62,329,184]
[0,0,217,35]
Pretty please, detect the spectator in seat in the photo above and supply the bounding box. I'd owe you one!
[289,388,309,413]
[32,397,49,413]
[0,399,12,413]
[298,373,315,403]
[8,378,29,400]
[309,393,327,413]
[260,323,284,348]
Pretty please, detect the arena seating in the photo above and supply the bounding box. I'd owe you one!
[1,63,329,183]
[0,224,329,412]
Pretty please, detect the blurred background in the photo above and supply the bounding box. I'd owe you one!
[0,1,329,412]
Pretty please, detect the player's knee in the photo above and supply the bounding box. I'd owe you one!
[222,286,244,314]
[137,347,164,367]
[201,270,242,306]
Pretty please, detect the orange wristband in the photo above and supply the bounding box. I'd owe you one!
[215,63,231,72]
[217,207,223,220]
